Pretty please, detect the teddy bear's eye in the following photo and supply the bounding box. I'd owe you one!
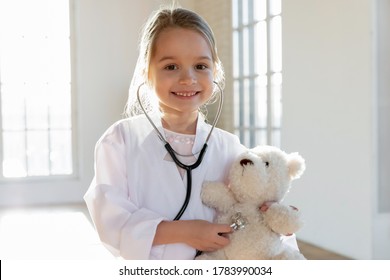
[240,159,254,166]
[265,161,270,167]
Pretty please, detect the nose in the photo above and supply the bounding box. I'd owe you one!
[179,68,197,85]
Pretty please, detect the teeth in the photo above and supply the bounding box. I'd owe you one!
[174,91,197,97]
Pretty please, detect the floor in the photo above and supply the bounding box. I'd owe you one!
[0,203,114,259]
[0,203,350,260]
[297,240,350,260]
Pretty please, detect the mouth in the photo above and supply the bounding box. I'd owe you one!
[171,91,199,97]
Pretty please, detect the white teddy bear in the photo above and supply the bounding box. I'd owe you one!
[196,145,306,260]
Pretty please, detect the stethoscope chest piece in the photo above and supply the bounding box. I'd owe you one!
[230,212,248,231]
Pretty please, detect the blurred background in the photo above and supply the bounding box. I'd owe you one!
[0,0,389,260]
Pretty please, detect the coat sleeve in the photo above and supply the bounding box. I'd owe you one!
[84,123,165,260]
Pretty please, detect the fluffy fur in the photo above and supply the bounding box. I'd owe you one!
[196,145,306,260]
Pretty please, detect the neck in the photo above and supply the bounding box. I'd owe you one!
[161,111,198,134]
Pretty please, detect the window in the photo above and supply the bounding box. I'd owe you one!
[232,0,282,147]
[0,0,73,178]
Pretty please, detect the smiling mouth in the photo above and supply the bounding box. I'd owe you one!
[172,91,199,97]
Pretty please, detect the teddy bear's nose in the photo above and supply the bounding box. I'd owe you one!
[240,159,254,166]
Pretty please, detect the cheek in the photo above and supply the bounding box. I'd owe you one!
[149,73,171,91]
[201,74,215,93]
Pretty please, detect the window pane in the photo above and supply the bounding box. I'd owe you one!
[1,88,25,131]
[233,80,240,128]
[233,31,240,78]
[27,131,49,176]
[2,37,50,84]
[25,89,49,130]
[270,0,282,16]
[0,38,26,83]
[50,130,72,175]
[49,86,72,129]
[243,130,251,148]
[254,0,267,21]
[243,27,250,76]
[242,0,249,26]
[47,0,70,37]
[47,39,71,83]
[243,78,251,127]
[232,0,239,28]
[3,131,27,178]
[271,73,282,128]
[270,15,282,72]
[272,129,281,147]
[254,21,268,75]
[255,75,268,128]
[255,129,267,146]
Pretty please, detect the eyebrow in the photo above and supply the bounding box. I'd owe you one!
[157,55,212,63]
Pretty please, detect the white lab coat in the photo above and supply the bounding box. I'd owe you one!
[84,113,246,259]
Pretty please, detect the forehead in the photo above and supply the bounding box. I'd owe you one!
[151,27,213,61]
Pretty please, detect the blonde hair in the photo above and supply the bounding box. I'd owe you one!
[125,7,224,117]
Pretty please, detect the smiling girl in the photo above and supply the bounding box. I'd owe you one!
[84,6,246,260]
[84,6,298,260]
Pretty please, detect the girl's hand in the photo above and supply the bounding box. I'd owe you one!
[182,220,232,252]
[154,220,232,252]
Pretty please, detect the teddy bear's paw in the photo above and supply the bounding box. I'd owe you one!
[201,182,236,211]
[201,182,224,207]
[263,204,303,234]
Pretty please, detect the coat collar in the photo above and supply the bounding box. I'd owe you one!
[148,113,211,160]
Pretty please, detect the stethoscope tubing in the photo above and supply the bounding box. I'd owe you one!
[165,143,208,220]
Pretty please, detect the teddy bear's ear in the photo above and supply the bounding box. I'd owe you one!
[287,152,306,180]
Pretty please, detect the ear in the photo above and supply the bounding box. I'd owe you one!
[287,152,306,180]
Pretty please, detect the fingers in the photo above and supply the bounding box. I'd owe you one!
[196,223,231,252]
[216,224,233,235]
[186,221,233,252]
[212,224,231,246]
[196,238,228,252]
[201,237,229,252]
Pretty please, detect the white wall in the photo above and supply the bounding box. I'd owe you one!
[282,0,389,259]
[374,0,390,259]
[377,0,390,213]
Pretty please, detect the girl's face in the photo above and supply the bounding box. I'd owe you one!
[148,28,214,116]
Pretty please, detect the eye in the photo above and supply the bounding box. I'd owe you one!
[164,64,178,71]
[195,64,208,70]
[265,161,270,167]
[240,159,254,166]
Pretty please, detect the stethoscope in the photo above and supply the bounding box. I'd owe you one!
[137,81,223,220]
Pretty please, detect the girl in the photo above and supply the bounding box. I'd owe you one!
[84,6,246,260]
[84,6,298,260]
